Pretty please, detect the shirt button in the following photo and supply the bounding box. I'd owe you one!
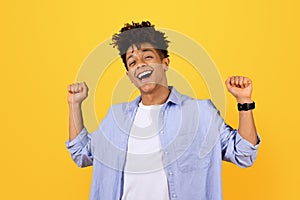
[160,130,164,134]
[168,171,174,176]
[164,151,168,155]
[172,193,177,198]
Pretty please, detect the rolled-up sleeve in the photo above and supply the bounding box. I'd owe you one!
[220,122,261,168]
[66,127,93,168]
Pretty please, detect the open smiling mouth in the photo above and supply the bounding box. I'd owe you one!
[136,70,153,80]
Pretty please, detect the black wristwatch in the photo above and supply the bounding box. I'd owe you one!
[237,101,255,111]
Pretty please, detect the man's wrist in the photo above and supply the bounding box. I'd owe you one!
[236,97,253,104]
[68,102,82,109]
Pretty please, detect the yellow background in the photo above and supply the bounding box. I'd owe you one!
[1,0,299,199]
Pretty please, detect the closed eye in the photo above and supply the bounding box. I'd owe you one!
[129,61,136,67]
[145,56,153,59]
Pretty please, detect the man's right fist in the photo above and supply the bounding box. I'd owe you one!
[67,82,89,104]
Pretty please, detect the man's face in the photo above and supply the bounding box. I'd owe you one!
[125,43,170,94]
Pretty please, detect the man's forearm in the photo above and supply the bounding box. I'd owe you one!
[225,76,258,146]
[238,110,258,145]
[69,103,84,142]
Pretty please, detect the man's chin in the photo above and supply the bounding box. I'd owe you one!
[138,83,157,94]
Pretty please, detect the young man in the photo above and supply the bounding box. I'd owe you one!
[66,21,260,200]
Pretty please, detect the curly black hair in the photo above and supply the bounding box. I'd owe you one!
[111,21,170,70]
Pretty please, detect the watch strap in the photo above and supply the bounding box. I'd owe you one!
[237,101,255,111]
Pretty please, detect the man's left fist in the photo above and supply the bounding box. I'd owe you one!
[225,76,253,103]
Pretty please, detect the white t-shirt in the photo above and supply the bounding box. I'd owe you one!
[121,102,170,200]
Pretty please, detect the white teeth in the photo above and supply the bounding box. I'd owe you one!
[137,70,152,79]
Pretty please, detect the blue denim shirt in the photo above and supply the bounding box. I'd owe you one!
[66,87,260,200]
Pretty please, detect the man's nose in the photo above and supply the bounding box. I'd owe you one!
[136,59,147,70]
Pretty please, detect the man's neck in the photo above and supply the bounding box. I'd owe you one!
[140,85,171,105]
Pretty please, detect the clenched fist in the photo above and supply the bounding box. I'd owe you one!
[67,82,89,105]
[225,76,253,103]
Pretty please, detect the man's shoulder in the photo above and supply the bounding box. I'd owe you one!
[105,99,139,118]
[179,94,217,111]
[110,102,130,109]
[171,87,217,111]
[107,102,132,115]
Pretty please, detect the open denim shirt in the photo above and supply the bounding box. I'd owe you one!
[66,87,260,200]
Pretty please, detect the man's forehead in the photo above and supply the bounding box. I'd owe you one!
[126,43,155,57]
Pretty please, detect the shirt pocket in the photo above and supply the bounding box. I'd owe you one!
[173,130,211,173]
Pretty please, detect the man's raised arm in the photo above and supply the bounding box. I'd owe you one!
[225,76,258,145]
[67,82,88,141]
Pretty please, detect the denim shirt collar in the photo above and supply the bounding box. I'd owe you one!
[126,86,181,112]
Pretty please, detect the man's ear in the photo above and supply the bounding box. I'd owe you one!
[162,57,170,71]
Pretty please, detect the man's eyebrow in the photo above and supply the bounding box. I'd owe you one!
[126,48,155,61]
[127,54,133,61]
